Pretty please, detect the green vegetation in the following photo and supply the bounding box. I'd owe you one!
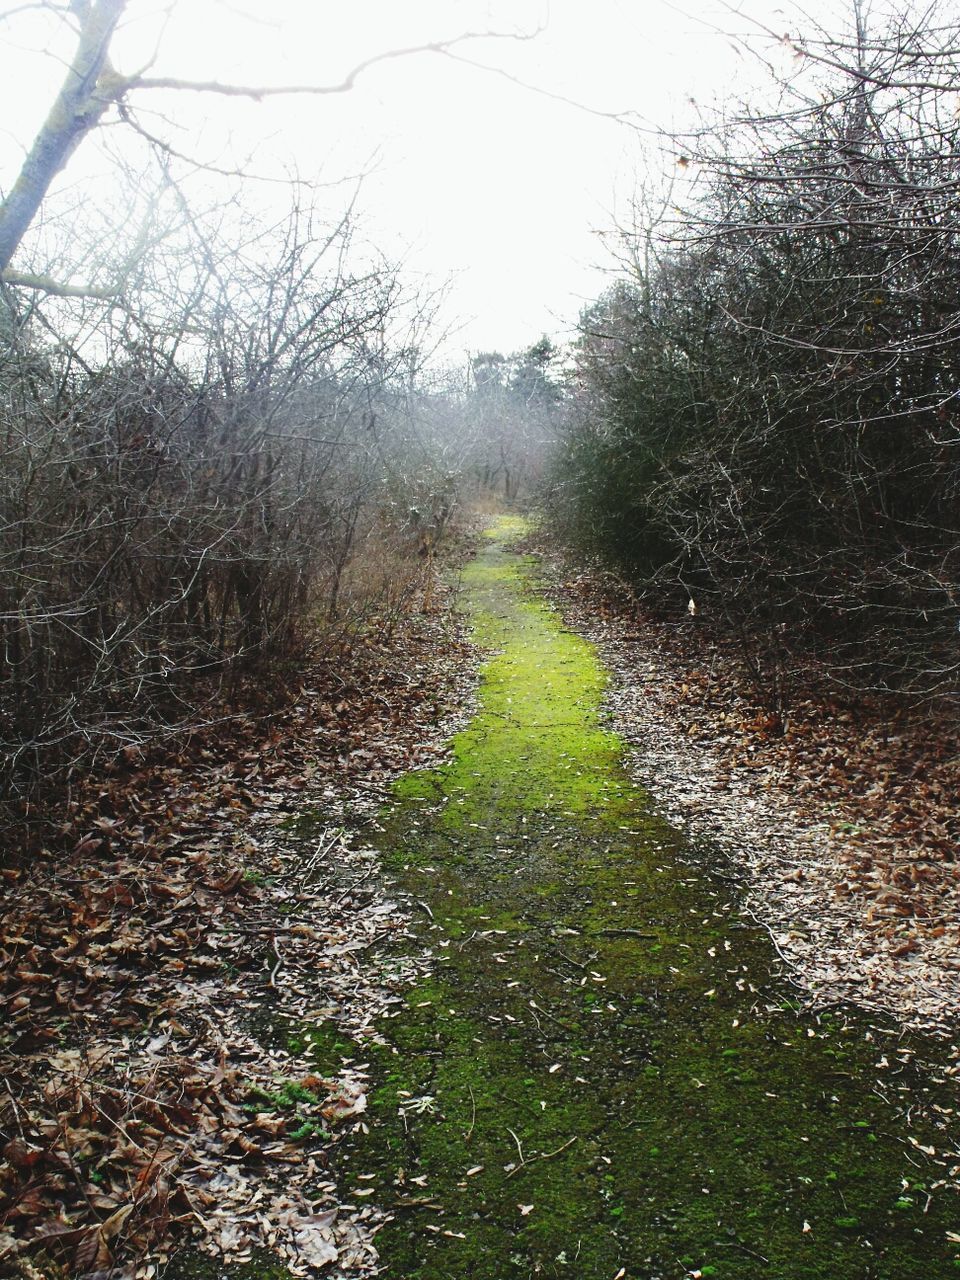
[242,1078,329,1143]
[243,1078,322,1112]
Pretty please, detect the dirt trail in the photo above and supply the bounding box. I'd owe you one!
[338,517,959,1280]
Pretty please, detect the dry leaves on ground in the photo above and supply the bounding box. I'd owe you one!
[0,569,477,1279]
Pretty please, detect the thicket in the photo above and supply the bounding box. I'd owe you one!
[548,2,960,713]
[0,195,458,839]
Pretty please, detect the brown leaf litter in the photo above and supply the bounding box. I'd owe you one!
[0,564,478,1280]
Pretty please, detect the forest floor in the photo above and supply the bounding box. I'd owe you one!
[0,558,475,1280]
[1,515,959,1280]
[528,541,960,1039]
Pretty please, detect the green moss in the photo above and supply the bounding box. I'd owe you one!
[288,1019,355,1069]
[342,516,958,1279]
[237,1077,330,1144]
[160,1248,289,1280]
[242,1079,321,1111]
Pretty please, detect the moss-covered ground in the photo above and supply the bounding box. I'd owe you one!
[335,515,959,1279]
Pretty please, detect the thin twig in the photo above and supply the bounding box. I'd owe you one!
[506,1126,525,1166]
[715,1239,770,1264]
[268,938,284,989]
[333,865,377,904]
[595,928,659,939]
[464,1085,477,1141]
[529,997,569,1030]
[505,1135,578,1179]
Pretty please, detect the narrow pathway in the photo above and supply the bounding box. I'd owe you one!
[345,517,957,1279]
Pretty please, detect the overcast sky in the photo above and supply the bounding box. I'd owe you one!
[0,0,801,360]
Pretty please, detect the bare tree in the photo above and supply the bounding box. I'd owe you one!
[0,1,537,292]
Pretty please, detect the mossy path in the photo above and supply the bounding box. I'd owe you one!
[343,516,958,1279]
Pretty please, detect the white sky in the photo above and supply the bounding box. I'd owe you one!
[0,0,803,360]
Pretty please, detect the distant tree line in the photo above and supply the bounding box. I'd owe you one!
[547,0,960,714]
[466,339,563,501]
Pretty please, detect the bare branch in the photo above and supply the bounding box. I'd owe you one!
[130,29,542,99]
[0,266,119,296]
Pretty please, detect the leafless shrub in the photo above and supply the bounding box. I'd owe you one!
[0,188,457,838]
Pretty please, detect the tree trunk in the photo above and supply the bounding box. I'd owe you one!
[0,0,127,273]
